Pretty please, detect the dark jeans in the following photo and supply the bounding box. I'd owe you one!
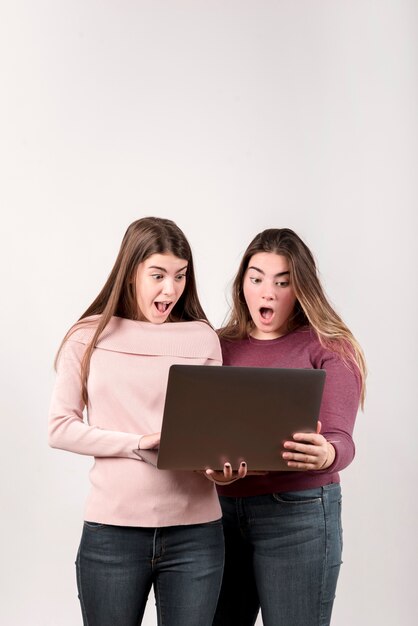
[76,519,224,626]
[213,484,343,626]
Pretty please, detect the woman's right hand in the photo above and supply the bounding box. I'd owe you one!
[203,462,268,485]
[204,461,248,485]
[138,432,161,450]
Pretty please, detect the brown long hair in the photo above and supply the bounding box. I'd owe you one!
[219,228,367,407]
[56,217,208,403]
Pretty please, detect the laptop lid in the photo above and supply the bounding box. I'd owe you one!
[135,364,326,471]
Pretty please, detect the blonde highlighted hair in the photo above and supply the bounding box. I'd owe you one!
[219,228,367,407]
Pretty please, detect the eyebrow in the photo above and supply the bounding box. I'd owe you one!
[148,265,188,273]
[247,265,290,278]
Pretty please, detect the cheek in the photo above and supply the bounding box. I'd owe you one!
[284,293,297,312]
[243,283,255,307]
[176,281,186,299]
[137,283,155,308]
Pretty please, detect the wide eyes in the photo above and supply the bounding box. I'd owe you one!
[151,273,186,281]
[248,276,289,288]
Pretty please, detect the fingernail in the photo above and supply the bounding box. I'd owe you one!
[225,463,231,468]
[241,461,247,467]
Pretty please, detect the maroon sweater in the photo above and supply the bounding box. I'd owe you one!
[217,327,361,497]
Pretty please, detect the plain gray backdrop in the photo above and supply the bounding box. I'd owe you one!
[1,1,417,624]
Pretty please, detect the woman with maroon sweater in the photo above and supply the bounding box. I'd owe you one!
[212,228,366,626]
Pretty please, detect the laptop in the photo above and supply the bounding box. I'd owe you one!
[133,364,326,471]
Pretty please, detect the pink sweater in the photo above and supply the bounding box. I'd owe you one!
[48,316,222,527]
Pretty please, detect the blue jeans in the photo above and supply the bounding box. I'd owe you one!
[213,484,343,626]
[76,519,224,626]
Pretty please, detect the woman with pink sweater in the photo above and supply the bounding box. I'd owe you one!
[48,217,236,626]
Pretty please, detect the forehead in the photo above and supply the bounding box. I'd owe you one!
[247,252,290,273]
[142,252,188,269]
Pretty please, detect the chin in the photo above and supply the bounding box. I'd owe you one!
[153,317,168,324]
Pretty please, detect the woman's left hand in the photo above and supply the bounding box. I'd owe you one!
[282,421,336,471]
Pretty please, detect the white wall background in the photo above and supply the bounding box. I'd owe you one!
[1,1,416,624]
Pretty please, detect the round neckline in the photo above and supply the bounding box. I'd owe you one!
[247,332,291,345]
[246,326,306,345]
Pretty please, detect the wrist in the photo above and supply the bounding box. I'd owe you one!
[319,442,335,470]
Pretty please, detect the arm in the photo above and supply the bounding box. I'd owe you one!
[48,339,150,459]
[282,350,361,472]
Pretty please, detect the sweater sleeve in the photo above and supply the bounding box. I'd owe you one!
[317,349,361,474]
[48,339,143,459]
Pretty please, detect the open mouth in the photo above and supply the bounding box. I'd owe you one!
[154,302,171,313]
[259,307,274,321]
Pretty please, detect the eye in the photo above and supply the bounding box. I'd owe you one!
[249,277,262,284]
[175,273,187,282]
[151,273,164,280]
[275,280,289,288]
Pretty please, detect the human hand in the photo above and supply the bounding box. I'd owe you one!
[204,461,248,485]
[282,421,336,471]
[138,433,161,450]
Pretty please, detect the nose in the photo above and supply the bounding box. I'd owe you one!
[261,283,275,300]
[162,278,176,297]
